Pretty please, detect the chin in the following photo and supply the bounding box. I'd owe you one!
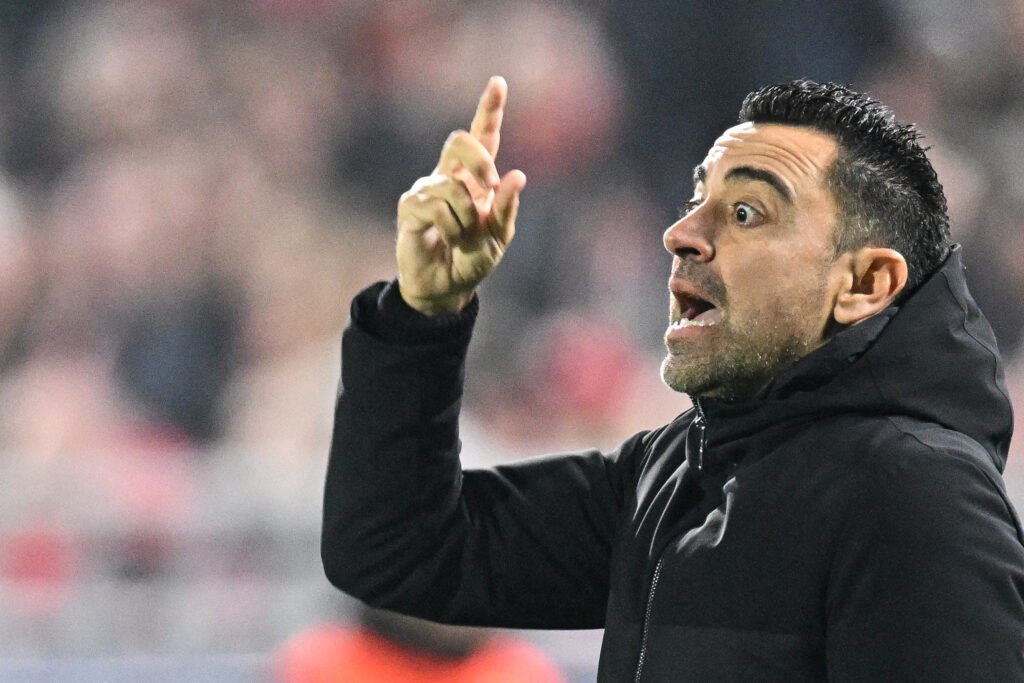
[660,354,713,395]
[661,352,772,402]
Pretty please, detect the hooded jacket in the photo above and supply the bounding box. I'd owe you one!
[322,246,1024,681]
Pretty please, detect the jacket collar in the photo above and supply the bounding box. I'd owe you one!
[694,245,1012,472]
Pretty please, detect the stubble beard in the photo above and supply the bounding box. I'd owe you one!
[661,288,828,402]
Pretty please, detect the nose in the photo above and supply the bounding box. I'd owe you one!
[663,212,714,262]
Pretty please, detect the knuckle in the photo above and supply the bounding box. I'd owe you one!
[399,176,432,204]
[445,129,470,147]
[410,175,436,192]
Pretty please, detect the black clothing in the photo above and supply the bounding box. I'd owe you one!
[323,246,1024,681]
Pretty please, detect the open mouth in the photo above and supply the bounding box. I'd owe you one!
[670,293,722,329]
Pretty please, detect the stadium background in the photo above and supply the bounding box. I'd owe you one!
[1,0,1023,680]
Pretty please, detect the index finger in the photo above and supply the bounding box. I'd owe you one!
[469,76,507,158]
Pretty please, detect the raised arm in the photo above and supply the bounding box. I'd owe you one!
[322,79,637,629]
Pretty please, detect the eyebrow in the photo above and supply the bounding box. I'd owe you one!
[693,164,793,204]
[693,165,705,187]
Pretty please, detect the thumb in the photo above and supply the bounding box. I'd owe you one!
[488,169,526,245]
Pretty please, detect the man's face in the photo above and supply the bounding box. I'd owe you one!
[661,122,842,401]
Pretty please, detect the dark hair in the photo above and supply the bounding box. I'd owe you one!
[738,79,950,297]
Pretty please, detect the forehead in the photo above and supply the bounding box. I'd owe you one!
[700,122,839,193]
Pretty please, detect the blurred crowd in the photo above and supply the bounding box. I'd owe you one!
[1,0,1024,678]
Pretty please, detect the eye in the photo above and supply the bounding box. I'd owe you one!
[733,202,762,227]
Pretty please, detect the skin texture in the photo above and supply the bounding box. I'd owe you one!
[396,77,526,316]
[395,80,907,401]
[662,123,843,401]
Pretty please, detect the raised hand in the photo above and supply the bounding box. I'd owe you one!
[396,77,527,315]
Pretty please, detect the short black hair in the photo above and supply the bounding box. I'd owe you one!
[738,79,950,297]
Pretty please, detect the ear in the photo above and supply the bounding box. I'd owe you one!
[831,248,908,326]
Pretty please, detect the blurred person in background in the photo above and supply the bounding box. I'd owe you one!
[276,605,565,683]
[323,77,1024,680]
[0,2,242,453]
[1,0,1024,679]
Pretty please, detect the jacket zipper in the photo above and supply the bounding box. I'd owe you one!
[634,401,708,679]
[634,555,664,683]
[694,399,708,471]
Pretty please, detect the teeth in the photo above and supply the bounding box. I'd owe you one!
[669,318,718,330]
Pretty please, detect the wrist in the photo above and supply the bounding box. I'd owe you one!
[398,281,475,317]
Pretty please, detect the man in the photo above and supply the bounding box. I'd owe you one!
[322,78,1024,680]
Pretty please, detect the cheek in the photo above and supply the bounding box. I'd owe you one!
[724,250,830,322]
[723,256,792,309]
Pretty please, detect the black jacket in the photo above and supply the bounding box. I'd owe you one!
[322,246,1024,681]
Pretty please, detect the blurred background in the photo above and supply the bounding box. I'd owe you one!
[1,0,1023,680]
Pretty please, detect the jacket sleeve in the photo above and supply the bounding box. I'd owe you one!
[826,429,1024,680]
[321,281,642,629]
